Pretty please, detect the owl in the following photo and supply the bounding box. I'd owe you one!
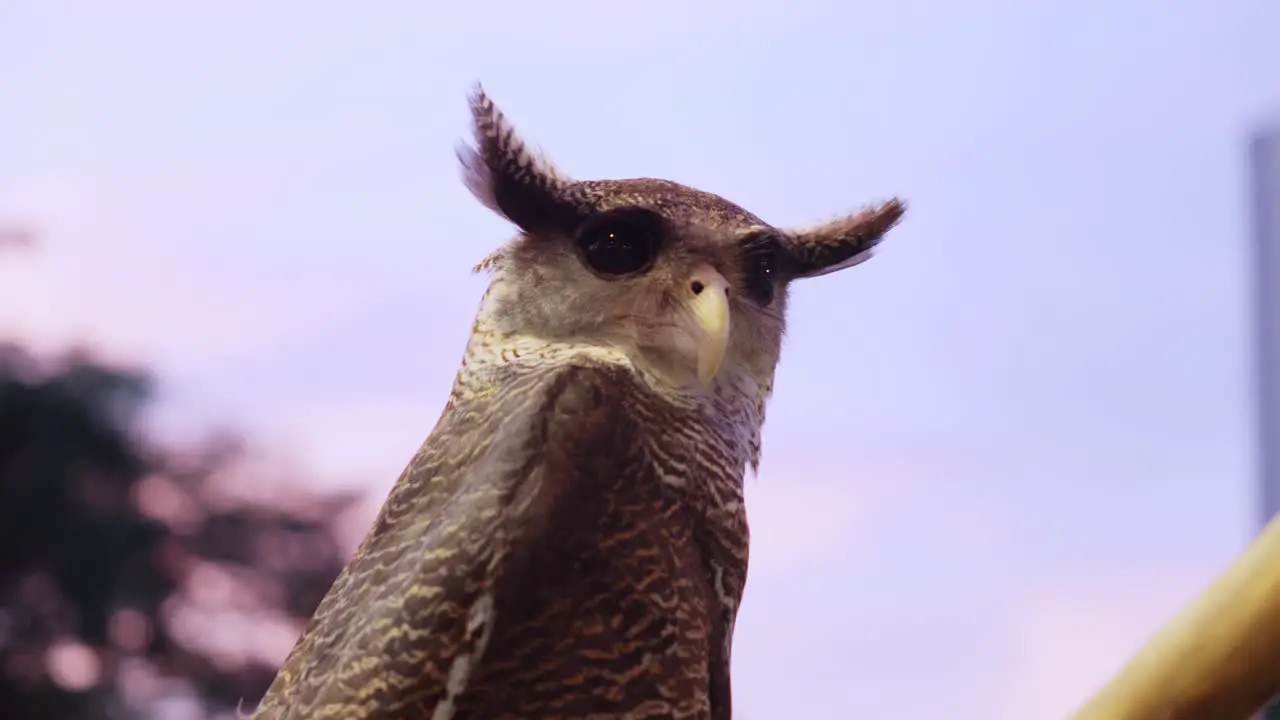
[251,85,905,720]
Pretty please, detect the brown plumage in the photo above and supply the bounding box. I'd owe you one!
[251,85,905,720]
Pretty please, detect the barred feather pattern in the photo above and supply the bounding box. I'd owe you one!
[251,280,761,720]
[250,82,904,720]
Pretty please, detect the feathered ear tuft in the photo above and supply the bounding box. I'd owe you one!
[457,84,585,236]
[782,198,905,279]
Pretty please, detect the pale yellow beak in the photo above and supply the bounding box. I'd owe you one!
[686,266,731,386]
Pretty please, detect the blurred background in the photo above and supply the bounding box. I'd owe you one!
[1,1,1278,718]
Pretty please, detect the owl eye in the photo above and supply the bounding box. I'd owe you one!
[576,210,661,277]
[742,236,779,305]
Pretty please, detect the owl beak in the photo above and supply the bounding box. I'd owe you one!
[687,267,731,386]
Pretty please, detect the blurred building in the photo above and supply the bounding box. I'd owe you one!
[1257,125,1280,528]
[1254,123,1280,720]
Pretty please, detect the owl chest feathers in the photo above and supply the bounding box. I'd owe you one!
[433,334,761,717]
[462,328,765,478]
[456,330,760,594]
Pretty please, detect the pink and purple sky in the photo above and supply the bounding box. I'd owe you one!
[3,1,1279,717]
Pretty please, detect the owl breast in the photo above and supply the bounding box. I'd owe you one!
[454,340,755,720]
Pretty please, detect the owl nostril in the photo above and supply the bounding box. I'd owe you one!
[691,280,730,297]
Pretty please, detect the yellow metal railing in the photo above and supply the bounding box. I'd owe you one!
[1070,515,1280,719]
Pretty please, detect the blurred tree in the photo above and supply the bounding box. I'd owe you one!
[0,342,360,719]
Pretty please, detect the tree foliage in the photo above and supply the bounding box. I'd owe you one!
[0,343,358,719]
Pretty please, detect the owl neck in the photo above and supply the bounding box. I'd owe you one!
[460,310,771,473]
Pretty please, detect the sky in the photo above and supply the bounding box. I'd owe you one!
[2,1,1279,717]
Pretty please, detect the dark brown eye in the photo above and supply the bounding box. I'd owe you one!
[742,236,779,305]
[576,210,661,277]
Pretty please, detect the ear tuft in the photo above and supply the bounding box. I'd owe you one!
[457,84,585,236]
[783,198,905,279]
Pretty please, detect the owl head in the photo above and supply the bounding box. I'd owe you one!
[459,86,904,396]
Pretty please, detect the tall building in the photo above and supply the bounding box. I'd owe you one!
[1254,124,1280,720]
[1257,125,1280,527]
